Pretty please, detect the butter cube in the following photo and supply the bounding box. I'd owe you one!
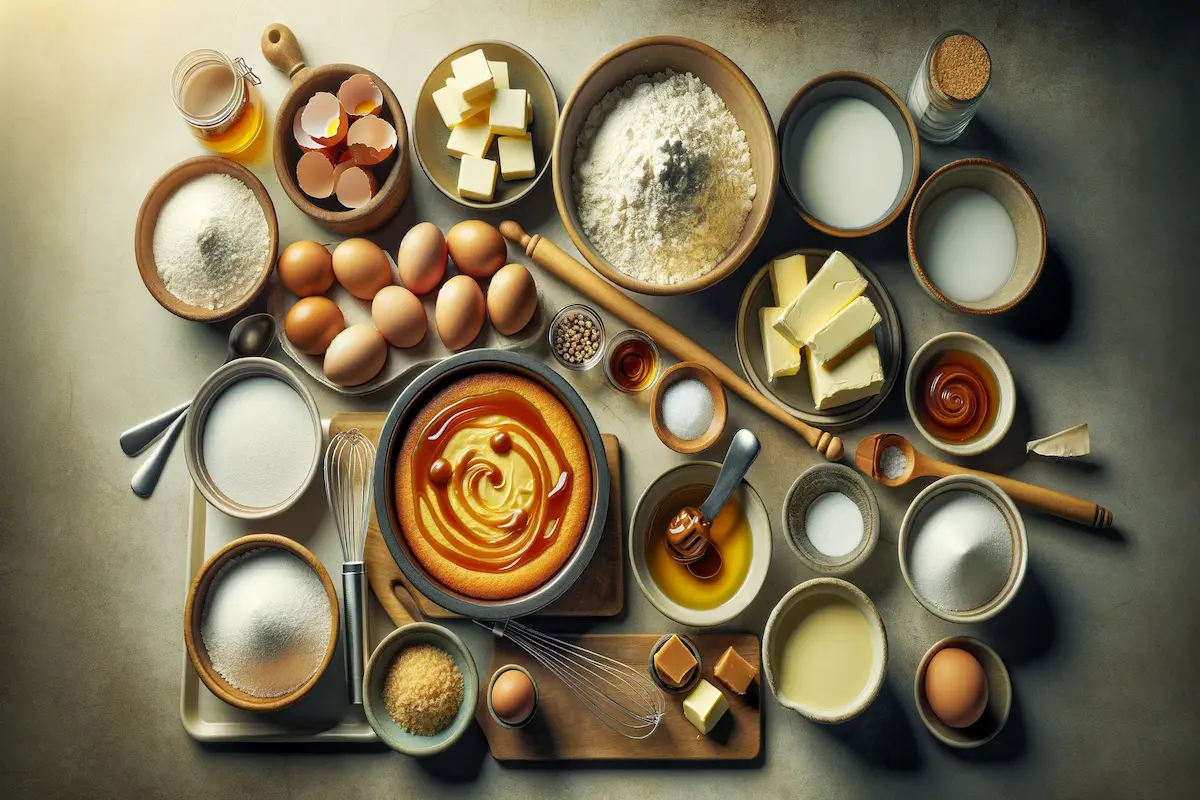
[682,679,729,735]
[447,117,494,159]
[769,254,808,307]
[488,60,510,90]
[806,295,882,365]
[448,78,492,119]
[773,251,866,348]
[457,155,498,202]
[488,89,528,137]
[760,306,801,379]
[526,93,533,125]
[431,81,474,128]
[450,49,494,101]
[497,134,535,180]
[807,338,884,410]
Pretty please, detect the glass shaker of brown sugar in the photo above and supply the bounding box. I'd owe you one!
[907,31,992,144]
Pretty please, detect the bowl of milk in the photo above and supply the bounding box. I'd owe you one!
[907,158,1046,313]
[778,72,920,237]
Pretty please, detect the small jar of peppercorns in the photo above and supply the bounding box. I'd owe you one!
[548,304,606,372]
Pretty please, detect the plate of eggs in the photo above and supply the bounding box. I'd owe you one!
[267,220,545,396]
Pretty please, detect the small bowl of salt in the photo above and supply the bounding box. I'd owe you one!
[783,463,880,575]
[649,362,727,453]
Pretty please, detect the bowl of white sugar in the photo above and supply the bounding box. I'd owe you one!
[898,475,1028,623]
[783,463,880,576]
[185,357,322,520]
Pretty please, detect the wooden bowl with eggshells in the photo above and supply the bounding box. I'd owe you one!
[261,23,411,235]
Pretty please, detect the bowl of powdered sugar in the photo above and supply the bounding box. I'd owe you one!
[184,533,339,712]
[135,156,278,322]
[553,36,777,296]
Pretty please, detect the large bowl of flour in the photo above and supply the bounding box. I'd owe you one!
[553,37,777,296]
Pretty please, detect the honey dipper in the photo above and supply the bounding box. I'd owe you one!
[856,432,1113,528]
[500,221,843,461]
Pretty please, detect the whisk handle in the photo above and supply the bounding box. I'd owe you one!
[342,563,367,705]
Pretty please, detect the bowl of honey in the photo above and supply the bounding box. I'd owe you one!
[905,331,1016,456]
[628,462,771,627]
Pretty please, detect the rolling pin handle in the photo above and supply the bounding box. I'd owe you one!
[261,23,306,79]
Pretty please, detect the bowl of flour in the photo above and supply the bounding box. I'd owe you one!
[553,37,777,296]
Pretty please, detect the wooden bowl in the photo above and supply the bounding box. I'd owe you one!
[134,156,278,322]
[915,636,1012,748]
[261,24,410,235]
[183,533,339,712]
[649,361,727,453]
[908,158,1046,314]
[552,36,778,296]
[778,72,920,237]
[414,41,558,210]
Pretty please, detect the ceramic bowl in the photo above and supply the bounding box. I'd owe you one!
[628,462,771,627]
[647,634,703,694]
[908,158,1046,313]
[915,636,1012,748]
[762,578,888,723]
[183,533,339,712]
[905,331,1016,456]
[782,463,880,575]
[777,72,920,237]
[898,475,1029,624]
[362,623,479,756]
[485,663,539,729]
[734,248,903,430]
[649,362,728,454]
[552,36,778,296]
[134,156,279,322]
[414,41,558,210]
[184,357,322,520]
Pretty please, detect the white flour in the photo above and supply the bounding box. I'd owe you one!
[573,71,756,285]
[152,173,269,309]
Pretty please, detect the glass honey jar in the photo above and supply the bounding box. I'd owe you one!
[171,49,264,156]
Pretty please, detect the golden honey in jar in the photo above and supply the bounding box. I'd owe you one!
[171,49,265,156]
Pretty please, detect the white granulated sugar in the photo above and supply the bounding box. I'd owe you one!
[804,491,864,558]
[573,71,756,285]
[907,491,1013,612]
[661,378,714,440]
[152,173,270,309]
[201,548,332,698]
[201,376,316,508]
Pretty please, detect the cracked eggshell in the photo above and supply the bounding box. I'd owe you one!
[338,73,383,118]
[335,166,378,209]
[301,91,348,147]
[296,149,338,199]
[293,107,326,152]
[346,116,397,166]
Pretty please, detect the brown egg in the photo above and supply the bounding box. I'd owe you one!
[372,285,427,348]
[396,222,447,295]
[486,263,538,335]
[332,238,392,299]
[284,296,345,355]
[490,668,536,724]
[323,324,388,387]
[277,241,335,297]
[446,220,506,279]
[925,647,989,729]
[435,275,485,350]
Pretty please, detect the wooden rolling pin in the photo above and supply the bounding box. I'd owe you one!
[500,221,843,461]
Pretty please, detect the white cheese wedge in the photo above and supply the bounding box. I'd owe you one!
[806,295,882,365]
[760,306,802,379]
[807,339,884,410]
[769,254,808,307]
[773,251,866,348]
[683,679,729,735]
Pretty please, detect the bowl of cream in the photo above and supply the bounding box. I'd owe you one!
[762,578,888,723]
[185,357,322,520]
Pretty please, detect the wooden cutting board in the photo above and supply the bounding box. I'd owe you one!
[330,414,623,623]
[477,633,761,761]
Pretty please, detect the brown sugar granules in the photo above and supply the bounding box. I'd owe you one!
[931,34,991,101]
[383,643,465,736]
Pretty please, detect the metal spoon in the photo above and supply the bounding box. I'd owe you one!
[128,314,276,499]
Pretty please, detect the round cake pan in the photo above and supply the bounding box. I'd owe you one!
[372,349,610,619]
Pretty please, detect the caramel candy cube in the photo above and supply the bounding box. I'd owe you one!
[652,634,697,687]
[713,646,757,695]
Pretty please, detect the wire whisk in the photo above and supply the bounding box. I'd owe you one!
[324,428,376,705]
[477,619,665,739]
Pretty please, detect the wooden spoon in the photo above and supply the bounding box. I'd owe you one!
[856,433,1113,528]
[500,221,843,461]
